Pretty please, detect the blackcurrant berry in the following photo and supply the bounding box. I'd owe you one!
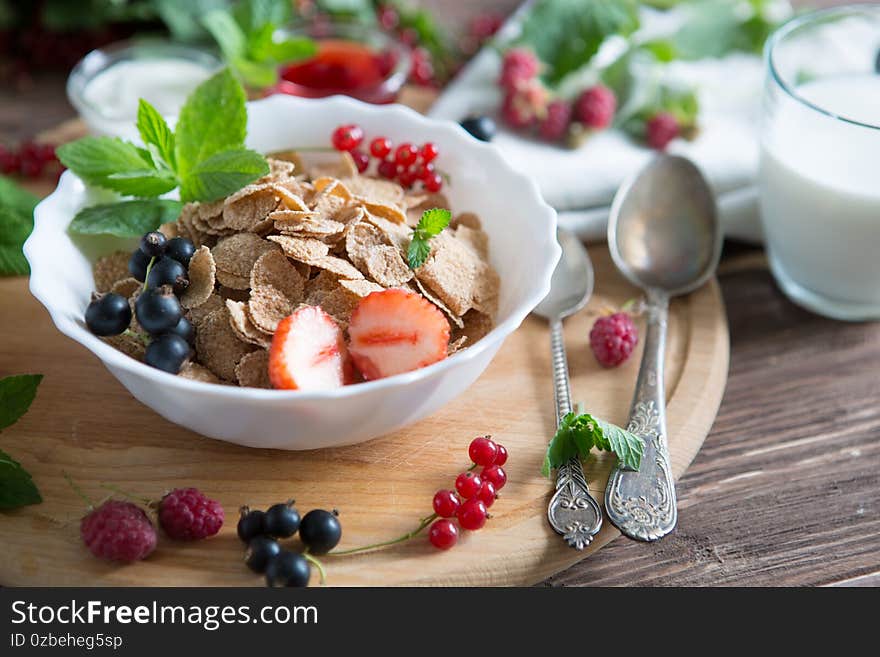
[265,550,310,587]
[245,536,282,573]
[298,509,341,555]
[237,508,266,542]
[139,231,167,257]
[85,293,131,336]
[264,501,301,538]
[146,257,189,295]
[128,249,151,282]
[145,334,190,374]
[164,237,196,268]
[460,115,496,142]
[165,316,195,345]
[135,288,182,335]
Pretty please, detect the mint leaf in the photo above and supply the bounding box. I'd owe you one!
[103,169,178,197]
[0,176,38,276]
[69,199,184,237]
[259,36,318,64]
[175,68,247,179]
[0,174,39,216]
[0,448,42,510]
[407,207,452,270]
[137,99,176,171]
[672,0,782,60]
[234,0,293,34]
[56,137,172,196]
[203,9,248,62]
[541,410,644,476]
[180,148,269,202]
[594,418,643,471]
[232,56,280,89]
[0,374,42,431]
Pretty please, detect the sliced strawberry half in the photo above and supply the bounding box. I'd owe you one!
[348,289,451,381]
[269,306,355,390]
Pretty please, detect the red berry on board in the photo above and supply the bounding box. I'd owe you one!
[394,142,417,166]
[378,4,399,31]
[400,27,419,47]
[428,518,459,549]
[370,136,392,159]
[477,480,497,509]
[398,167,418,189]
[419,142,439,163]
[589,312,638,367]
[432,489,461,518]
[494,444,508,467]
[645,112,680,150]
[351,149,370,173]
[423,171,443,193]
[499,47,540,90]
[538,99,572,142]
[331,124,364,152]
[469,13,504,41]
[574,85,617,130]
[80,500,157,562]
[377,159,399,179]
[158,487,225,541]
[468,436,498,467]
[411,59,435,86]
[455,471,483,499]
[481,464,507,490]
[456,498,488,531]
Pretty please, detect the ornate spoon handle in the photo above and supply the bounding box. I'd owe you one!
[546,318,602,550]
[605,292,678,541]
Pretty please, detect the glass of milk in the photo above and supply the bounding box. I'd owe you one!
[67,40,221,139]
[759,6,880,320]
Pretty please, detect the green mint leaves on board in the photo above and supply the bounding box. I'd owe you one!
[541,411,644,477]
[58,68,269,236]
[0,374,44,510]
[0,175,39,276]
[407,208,452,270]
[203,0,316,89]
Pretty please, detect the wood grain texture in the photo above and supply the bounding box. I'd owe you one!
[0,249,727,586]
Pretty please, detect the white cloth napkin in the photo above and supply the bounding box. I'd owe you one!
[428,10,767,243]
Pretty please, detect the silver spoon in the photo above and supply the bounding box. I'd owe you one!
[534,229,603,550]
[604,154,721,541]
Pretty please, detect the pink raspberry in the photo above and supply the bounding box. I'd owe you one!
[158,487,225,540]
[646,112,680,150]
[538,99,572,142]
[501,81,548,130]
[590,312,638,368]
[499,47,540,90]
[80,500,157,562]
[574,85,616,129]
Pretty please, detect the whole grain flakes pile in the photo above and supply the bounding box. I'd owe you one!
[95,152,500,388]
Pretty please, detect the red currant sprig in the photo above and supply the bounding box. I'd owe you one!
[1,140,62,180]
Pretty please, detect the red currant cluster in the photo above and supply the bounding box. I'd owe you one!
[428,436,508,550]
[0,141,62,179]
[331,124,444,193]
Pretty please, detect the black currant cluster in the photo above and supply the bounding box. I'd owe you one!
[237,501,342,588]
[85,231,197,375]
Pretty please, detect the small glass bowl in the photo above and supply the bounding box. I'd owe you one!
[67,39,221,137]
[268,21,410,104]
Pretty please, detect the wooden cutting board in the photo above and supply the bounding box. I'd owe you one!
[0,244,728,586]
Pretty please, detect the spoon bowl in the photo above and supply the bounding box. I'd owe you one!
[608,155,721,295]
[534,229,594,320]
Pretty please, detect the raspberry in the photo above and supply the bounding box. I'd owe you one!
[499,48,540,89]
[574,85,616,129]
[538,99,572,142]
[80,500,157,562]
[589,312,639,368]
[158,487,225,540]
[501,82,546,130]
[646,112,680,150]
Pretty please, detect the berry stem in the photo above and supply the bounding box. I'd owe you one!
[99,483,151,505]
[328,513,438,556]
[142,256,156,292]
[302,551,327,584]
[62,471,95,508]
[123,329,150,346]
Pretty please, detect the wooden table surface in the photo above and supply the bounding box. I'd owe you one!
[2,1,878,586]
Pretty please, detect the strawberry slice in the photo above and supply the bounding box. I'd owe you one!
[348,289,451,380]
[268,306,355,390]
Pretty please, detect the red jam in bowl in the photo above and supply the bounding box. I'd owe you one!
[273,40,402,104]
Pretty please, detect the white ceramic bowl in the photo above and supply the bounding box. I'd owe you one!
[25,94,559,449]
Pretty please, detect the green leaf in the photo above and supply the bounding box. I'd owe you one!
[519,0,640,85]
[203,9,248,62]
[669,0,785,60]
[0,174,39,216]
[137,99,176,171]
[407,207,452,270]
[0,448,42,510]
[0,206,33,276]
[56,136,173,196]
[234,0,292,34]
[174,68,248,179]
[259,36,318,65]
[103,169,179,197]
[68,199,184,237]
[179,148,269,202]
[594,418,644,471]
[153,0,229,41]
[407,239,432,271]
[232,55,280,88]
[0,374,42,431]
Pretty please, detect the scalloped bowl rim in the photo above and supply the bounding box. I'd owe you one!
[25,94,560,403]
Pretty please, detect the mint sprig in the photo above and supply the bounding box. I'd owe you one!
[541,411,644,477]
[59,68,269,235]
[0,374,43,510]
[0,175,39,276]
[407,207,452,270]
[68,200,184,238]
